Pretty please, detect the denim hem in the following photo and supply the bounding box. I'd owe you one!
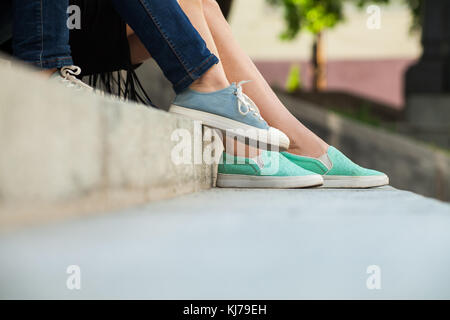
[30,56,74,69]
[173,54,219,94]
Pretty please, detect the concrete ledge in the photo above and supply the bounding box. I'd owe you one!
[1,187,449,299]
[0,59,216,230]
[277,91,450,201]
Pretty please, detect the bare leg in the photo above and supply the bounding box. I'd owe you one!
[127,4,228,94]
[127,25,258,157]
[127,26,151,64]
[176,0,229,92]
[200,0,328,158]
[127,1,327,157]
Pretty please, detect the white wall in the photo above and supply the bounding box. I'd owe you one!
[228,0,422,60]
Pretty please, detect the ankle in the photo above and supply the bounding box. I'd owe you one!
[189,64,229,93]
[288,142,329,158]
[190,78,229,93]
[223,137,262,158]
[224,148,262,158]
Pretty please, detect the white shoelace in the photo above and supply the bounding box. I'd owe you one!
[234,80,264,121]
[53,66,129,104]
[58,66,93,91]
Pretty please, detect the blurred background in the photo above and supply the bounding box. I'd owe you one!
[139,0,450,201]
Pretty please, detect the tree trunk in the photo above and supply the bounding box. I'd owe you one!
[216,0,234,19]
[312,32,327,91]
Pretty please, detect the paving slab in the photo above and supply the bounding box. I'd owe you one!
[0,187,449,299]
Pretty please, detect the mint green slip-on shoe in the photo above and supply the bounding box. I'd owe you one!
[282,147,389,188]
[217,151,323,188]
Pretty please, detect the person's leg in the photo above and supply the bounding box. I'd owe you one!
[123,0,322,155]
[202,0,388,187]
[124,1,386,188]
[113,0,289,150]
[12,0,74,76]
[199,0,328,158]
[174,0,387,188]
[175,0,228,93]
[111,0,228,94]
[127,26,152,66]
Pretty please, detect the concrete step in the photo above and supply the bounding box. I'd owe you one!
[1,187,449,299]
[0,58,217,231]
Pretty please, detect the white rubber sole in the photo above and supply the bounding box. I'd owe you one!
[216,173,324,189]
[169,104,290,150]
[322,174,389,188]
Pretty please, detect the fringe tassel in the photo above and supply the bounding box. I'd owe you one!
[86,69,158,108]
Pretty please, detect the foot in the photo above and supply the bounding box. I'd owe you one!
[169,81,290,150]
[282,147,389,188]
[216,150,323,188]
[50,66,93,91]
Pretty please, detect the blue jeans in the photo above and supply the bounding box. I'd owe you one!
[111,0,219,93]
[12,0,74,69]
[10,0,218,93]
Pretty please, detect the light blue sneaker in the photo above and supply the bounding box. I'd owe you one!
[169,81,290,149]
[217,151,323,188]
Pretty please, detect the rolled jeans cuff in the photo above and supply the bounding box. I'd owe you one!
[29,56,74,69]
[173,53,219,94]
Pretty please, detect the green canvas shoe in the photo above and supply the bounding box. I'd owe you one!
[282,147,389,188]
[217,151,323,188]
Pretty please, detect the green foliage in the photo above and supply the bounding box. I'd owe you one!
[267,0,344,38]
[267,0,423,40]
[286,64,302,92]
[404,0,424,32]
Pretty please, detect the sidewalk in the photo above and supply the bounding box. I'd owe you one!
[1,187,449,299]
